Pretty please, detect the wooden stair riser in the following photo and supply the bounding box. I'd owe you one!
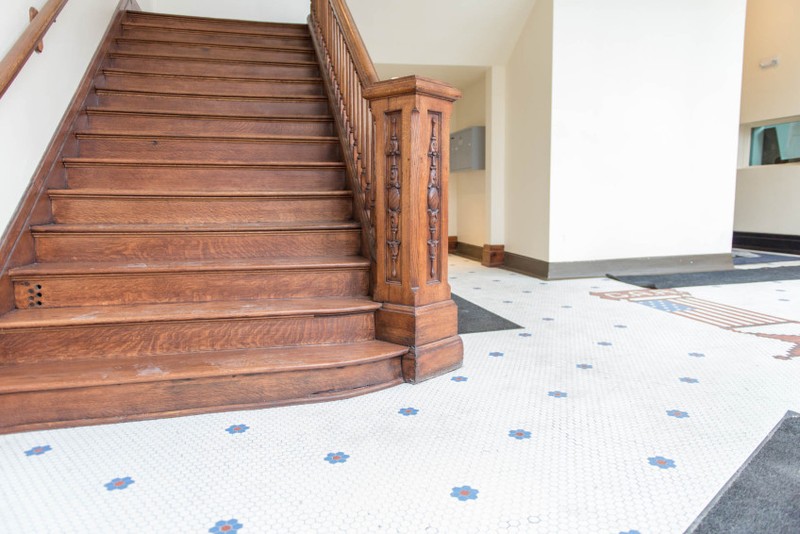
[114,39,316,63]
[98,72,325,97]
[76,136,340,162]
[94,92,330,116]
[34,229,362,262]
[50,194,353,224]
[83,112,335,137]
[106,55,319,79]
[124,13,311,37]
[13,268,369,308]
[65,165,346,192]
[0,358,402,434]
[0,313,376,363]
[121,25,313,50]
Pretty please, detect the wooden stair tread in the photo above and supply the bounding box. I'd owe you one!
[115,37,313,54]
[123,15,310,37]
[10,256,369,277]
[0,296,381,329]
[0,340,407,394]
[108,51,317,67]
[94,87,327,101]
[75,131,337,142]
[62,158,346,169]
[32,220,360,233]
[85,108,332,122]
[101,68,320,83]
[48,189,352,199]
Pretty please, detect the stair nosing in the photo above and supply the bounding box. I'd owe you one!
[125,12,311,31]
[9,256,370,278]
[108,51,317,67]
[0,340,406,394]
[0,296,380,330]
[31,221,361,233]
[48,189,352,199]
[121,21,312,40]
[115,37,314,54]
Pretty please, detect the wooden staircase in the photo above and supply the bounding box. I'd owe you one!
[0,11,416,433]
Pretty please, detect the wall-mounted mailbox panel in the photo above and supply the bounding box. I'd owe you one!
[450,126,485,171]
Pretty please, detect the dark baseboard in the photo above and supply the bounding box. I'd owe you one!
[454,242,482,262]
[733,231,800,256]
[503,251,733,280]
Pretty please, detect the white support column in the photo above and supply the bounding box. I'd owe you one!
[485,65,506,245]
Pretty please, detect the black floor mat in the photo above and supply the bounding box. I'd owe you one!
[608,266,800,288]
[452,293,522,334]
[688,411,800,533]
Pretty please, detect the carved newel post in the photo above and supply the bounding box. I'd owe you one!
[364,76,463,383]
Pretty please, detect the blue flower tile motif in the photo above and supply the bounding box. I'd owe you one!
[679,377,699,384]
[209,519,243,533]
[493,279,501,282]
[548,391,568,398]
[225,424,249,434]
[451,485,479,501]
[324,452,349,464]
[597,341,613,346]
[648,456,676,469]
[518,333,532,337]
[667,409,689,419]
[779,299,790,302]
[398,407,419,416]
[451,376,468,382]
[503,300,513,304]
[614,324,628,329]
[576,364,593,370]
[508,429,531,440]
[24,445,51,456]
[104,477,135,491]
[489,351,504,357]
[562,305,573,309]
[542,317,555,321]
[619,531,641,534]
[522,290,532,294]
[688,352,705,358]
[473,287,482,290]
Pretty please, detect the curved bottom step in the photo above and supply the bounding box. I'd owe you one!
[0,340,407,434]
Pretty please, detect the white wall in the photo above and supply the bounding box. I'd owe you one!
[734,0,800,237]
[547,0,746,262]
[451,77,487,247]
[504,0,553,261]
[146,0,307,23]
[0,0,122,238]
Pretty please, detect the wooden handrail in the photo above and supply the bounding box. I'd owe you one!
[0,0,69,99]
[309,0,464,383]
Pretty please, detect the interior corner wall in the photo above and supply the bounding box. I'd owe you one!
[146,0,308,23]
[0,0,122,238]
[734,0,800,237]
[451,76,487,248]
[504,0,553,261]
[548,0,747,263]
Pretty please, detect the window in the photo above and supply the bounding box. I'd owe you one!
[750,120,800,165]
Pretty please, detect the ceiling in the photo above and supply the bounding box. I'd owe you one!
[347,0,537,67]
[374,64,487,91]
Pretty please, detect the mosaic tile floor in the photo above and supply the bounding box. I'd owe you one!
[2,255,799,533]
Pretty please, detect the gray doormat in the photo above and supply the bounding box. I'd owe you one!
[608,265,800,288]
[452,293,522,334]
[688,411,800,533]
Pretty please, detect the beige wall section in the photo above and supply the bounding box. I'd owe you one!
[0,0,122,238]
[451,76,488,247]
[740,0,800,125]
[736,165,800,235]
[146,0,308,23]
[548,0,745,263]
[735,0,800,237]
[504,0,553,261]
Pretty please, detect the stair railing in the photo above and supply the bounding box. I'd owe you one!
[309,0,464,383]
[0,0,69,99]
